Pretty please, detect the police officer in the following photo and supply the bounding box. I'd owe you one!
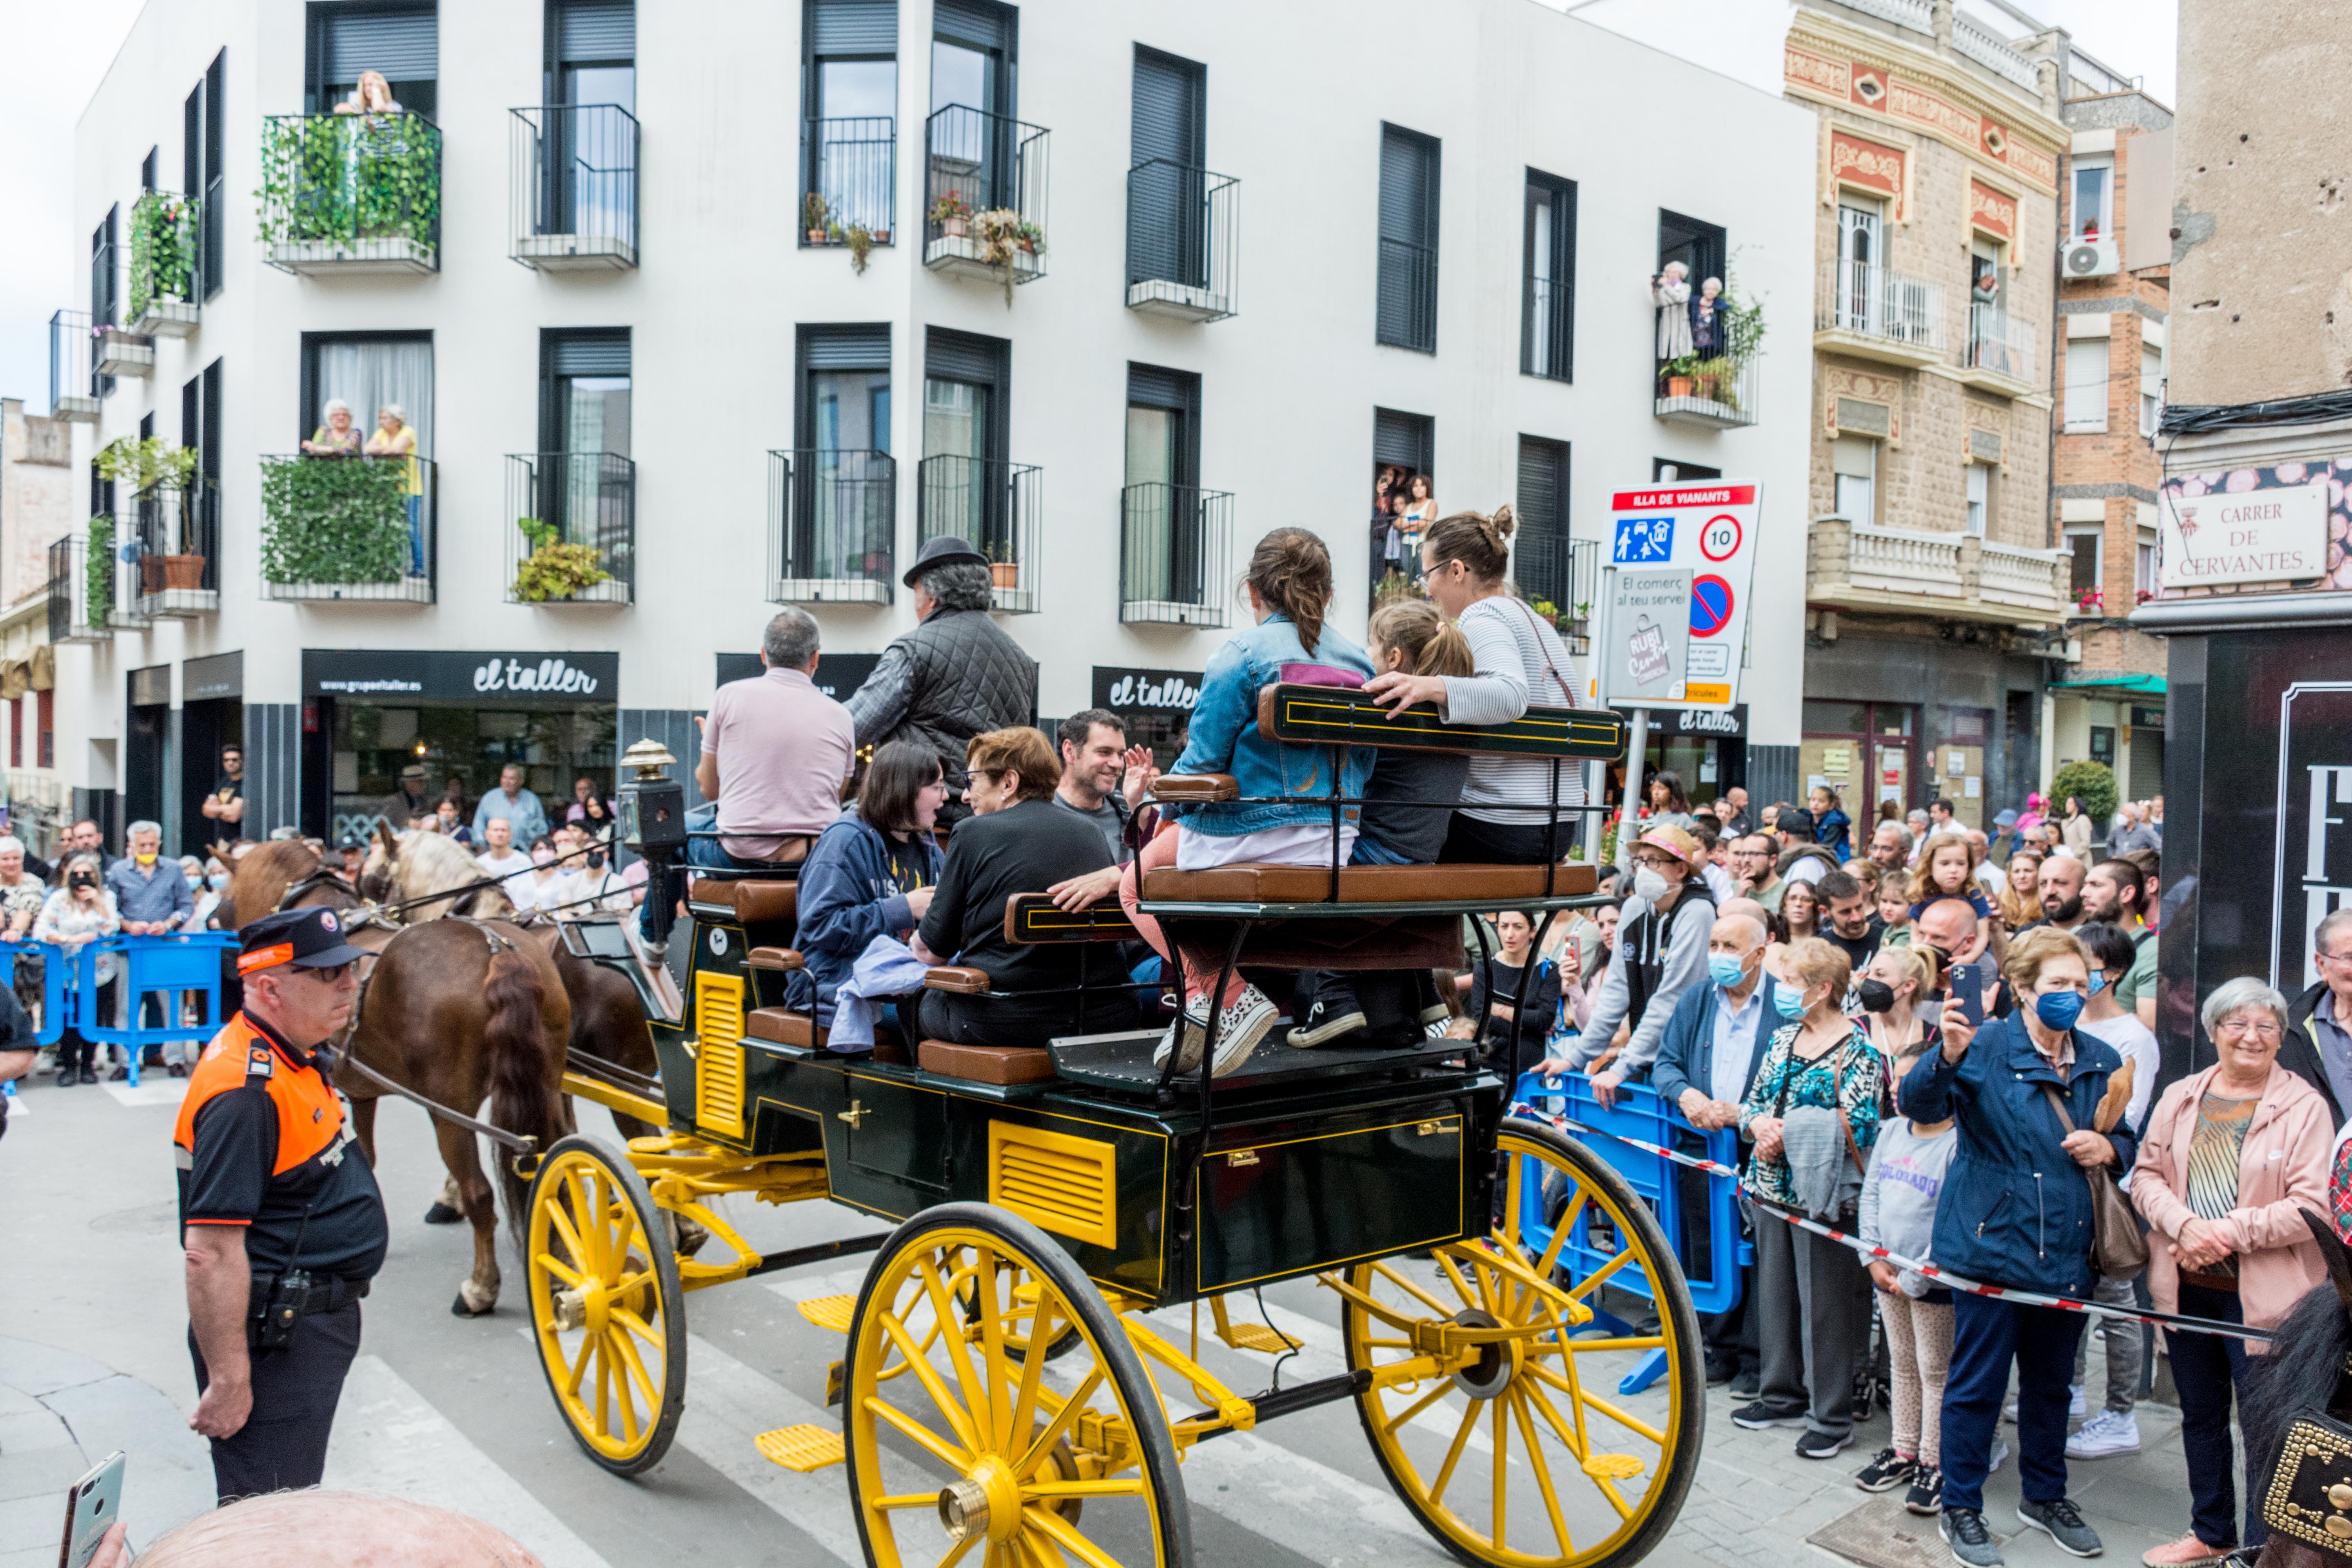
[175,906,383,1503]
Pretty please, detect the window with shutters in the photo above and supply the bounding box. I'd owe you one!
[924,0,1046,286]
[308,3,438,119]
[185,52,227,301]
[267,10,439,272]
[919,329,1038,610]
[90,209,117,399]
[2063,338,2110,432]
[1522,171,1575,381]
[1514,436,1574,611]
[1127,47,1235,321]
[512,1,638,267]
[777,326,896,602]
[507,330,634,604]
[1122,365,1228,626]
[803,0,897,248]
[1376,125,1439,353]
[1832,436,1878,527]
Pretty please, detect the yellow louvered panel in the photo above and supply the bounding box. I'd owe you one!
[695,973,747,1138]
[988,1121,1116,1249]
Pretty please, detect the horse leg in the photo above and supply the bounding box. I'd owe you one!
[423,1170,464,1226]
[435,1120,502,1317]
[350,1094,379,1167]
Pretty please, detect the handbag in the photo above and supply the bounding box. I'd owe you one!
[2040,1085,2150,1279]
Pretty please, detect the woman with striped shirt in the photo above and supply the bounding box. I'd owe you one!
[1364,505,1586,864]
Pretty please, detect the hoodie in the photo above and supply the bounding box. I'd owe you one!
[787,808,944,1027]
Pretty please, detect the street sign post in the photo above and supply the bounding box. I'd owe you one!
[1604,481,1763,710]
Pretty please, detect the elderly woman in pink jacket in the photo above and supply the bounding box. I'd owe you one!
[2132,976,2333,1568]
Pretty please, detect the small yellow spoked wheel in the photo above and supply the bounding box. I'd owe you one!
[844,1203,1192,1568]
[525,1134,687,1476]
[1341,1120,1703,1568]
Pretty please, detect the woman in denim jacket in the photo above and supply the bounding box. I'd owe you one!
[1119,527,1373,1077]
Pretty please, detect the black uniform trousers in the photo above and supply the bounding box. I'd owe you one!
[189,1300,362,1503]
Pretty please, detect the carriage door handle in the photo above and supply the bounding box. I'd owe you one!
[838,1101,865,1129]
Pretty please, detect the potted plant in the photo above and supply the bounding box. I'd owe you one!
[511,517,612,603]
[97,435,207,593]
[1568,599,1592,637]
[986,541,1019,592]
[931,191,972,238]
[2073,585,2105,616]
[845,222,875,275]
[804,191,831,245]
[1663,354,1697,399]
[1014,219,1044,255]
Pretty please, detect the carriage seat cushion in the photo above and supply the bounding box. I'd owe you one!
[924,966,993,995]
[1151,773,1238,803]
[748,946,804,971]
[1142,861,1596,905]
[689,878,799,925]
[917,1040,1057,1085]
[747,1007,825,1049]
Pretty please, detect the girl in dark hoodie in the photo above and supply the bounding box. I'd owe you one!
[788,741,947,1031]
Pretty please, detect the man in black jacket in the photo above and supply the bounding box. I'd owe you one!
[845,536,1038,823]
[2283,907,2352,1124]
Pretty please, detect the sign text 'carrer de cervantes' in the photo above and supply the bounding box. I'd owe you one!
[2161,478,2331,589]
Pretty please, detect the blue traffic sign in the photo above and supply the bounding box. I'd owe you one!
[1613,515,1675,563]
[1690,574,1734,637]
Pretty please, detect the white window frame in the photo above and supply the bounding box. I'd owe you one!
[2065,523,2105,594]
[2135,526,2158,601]
[2071,157,2114,242]
[1831,434,1878,526]
[2140,343,2163,437]
[2064,337,2111,433]
[1965,461,1991,537]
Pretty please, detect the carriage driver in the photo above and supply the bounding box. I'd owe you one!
[175,906,384,1504]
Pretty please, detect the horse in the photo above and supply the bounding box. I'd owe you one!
[358,826,514,920]
[216,838,353,929]
[2233,1210,2352,1568]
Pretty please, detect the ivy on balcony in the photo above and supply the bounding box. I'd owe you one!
[259,455,412,585]
[128,193,201,321]
[85,515,115,628]
[256,113,442,261]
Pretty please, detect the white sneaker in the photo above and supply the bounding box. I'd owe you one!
[1151,1000,1213,1071]
[2065,1409,2141,1458]
[1208,985,1281,1078]
[1989,1438,2010,1473]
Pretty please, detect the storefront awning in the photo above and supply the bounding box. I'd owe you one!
[2051,672,2166,697]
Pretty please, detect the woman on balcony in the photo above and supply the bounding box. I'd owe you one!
[301,399,360,457]
[365,405,424,577]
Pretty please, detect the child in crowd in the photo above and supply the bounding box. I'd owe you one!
[1809,784,1854,864]
[1876,874,1915,948]
[1906,831,1992,962]
[1120,528,1374,1077]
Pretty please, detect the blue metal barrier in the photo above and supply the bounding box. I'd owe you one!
[0,934,234,1087]
[1508,1071,1751,1395]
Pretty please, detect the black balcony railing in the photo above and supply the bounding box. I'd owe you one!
[506,452,634,605]
[1125,160,1238,321]
[1377,237,1437,352]
[802,117,896,248]
[258,453,436,603]
[1522,273,1572,380]
[46,518,139,641]
[1120,483,1234,628]
[258,111,442,273]
[510,104,639,269]
[132,481,220,613]
[45,534,77,644]
[917,454,1041,612]
[48,310,97,420]
[924,105,1049,289]
[769,448,896,603]
[1510,531,1597,628]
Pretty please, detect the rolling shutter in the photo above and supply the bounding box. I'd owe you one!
[1126,363,1195,413]
[321,7,438,82]
[925,327,1005,387]
[1378,125,1436,246]
[801,323,891,370]
[1131,49,1200,167]
[933,0,1011,53]
[551,332,630,376]
[556,0,634,63]
[1516,437,1565,539]
[811,0,897,55]
[1372,408,1432,474]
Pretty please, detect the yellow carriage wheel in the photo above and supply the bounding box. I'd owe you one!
[525,1134,688,1477]
[844,1203,1192,1568]
[1341,1120,1704,1568]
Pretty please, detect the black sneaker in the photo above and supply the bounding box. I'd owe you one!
[1796,1428,1855,1460]
[1904,1466,1943,1516]
[1854,1447,1916,1492]
[1730,1402,1807,1431]
[1941,1507,2004,1567]
[1704,1356,1738,1387]
[2015,1498,2102,1558]
[1286,999,1368,1048]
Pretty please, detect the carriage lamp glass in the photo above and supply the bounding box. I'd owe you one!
[618,737,686,852]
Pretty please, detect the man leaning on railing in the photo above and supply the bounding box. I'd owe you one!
[107,819,196,1077]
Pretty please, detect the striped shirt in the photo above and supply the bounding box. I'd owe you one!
[1439,595,1587,825]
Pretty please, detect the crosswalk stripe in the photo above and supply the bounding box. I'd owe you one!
[324,1355,612,1568]
[675,1336,866,1568]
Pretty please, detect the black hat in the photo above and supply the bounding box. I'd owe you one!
[901,533,988,587]
[238,906,369,975]
[1776,807,1815,837]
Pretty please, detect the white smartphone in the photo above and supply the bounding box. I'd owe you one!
[59,1450,125,1568]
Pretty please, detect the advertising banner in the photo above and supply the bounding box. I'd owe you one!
[1603,569,1693,707]
[1604,481,1762,709]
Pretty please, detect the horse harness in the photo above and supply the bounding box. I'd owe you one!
[2254,1211,2352,1561]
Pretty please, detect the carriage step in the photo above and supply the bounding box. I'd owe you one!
[798,1294,857,1334]
[1220,1323,1301,1355]
[1583,1453,1646,1480]
[756,1425,845,1472]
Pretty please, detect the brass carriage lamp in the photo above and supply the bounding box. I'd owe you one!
[617,738,686,853]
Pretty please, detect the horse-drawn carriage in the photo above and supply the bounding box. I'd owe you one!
[521,685,1707,1568]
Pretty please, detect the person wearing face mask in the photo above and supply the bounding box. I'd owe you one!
[36,852,122,1084]
[506,835,580,916]
[1858,945,1939,1061]
[1543,825,1715,1107]
[1650,910,1781,1389]
[1899,926,2134,1566]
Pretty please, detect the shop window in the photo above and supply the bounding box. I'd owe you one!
[2064,337,2110,432]
[1831,435,1877,526]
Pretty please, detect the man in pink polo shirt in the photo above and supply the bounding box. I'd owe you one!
[692,608,857,871]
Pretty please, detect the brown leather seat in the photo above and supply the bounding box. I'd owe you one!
[747,947,804,971]
[923,966,993,995]
[916,1039,1057,1085]
[747,1007,825,1049]
[689,878,799,924]
[1142,861,1595,905]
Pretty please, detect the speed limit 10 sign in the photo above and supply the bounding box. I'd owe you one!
[1605,481,1762,711]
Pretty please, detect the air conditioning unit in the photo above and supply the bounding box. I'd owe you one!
[2064,237,2120,278]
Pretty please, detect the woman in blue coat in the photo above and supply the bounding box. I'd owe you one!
[787,741,947,1034]
[1897,925,2135,1567]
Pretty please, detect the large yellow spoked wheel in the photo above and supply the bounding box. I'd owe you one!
[844,1202,1192,1568]
[1341,1119,1703,1568]
[525,1134,688,1477]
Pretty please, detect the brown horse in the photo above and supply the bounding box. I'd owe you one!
[216,839,352,929]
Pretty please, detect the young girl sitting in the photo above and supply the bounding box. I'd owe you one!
[1906,831,1991,962]
[1119,528,1375,1078]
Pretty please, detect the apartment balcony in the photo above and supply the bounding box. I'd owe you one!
[131,481,219,618]
[802,117,896,252]
[257,454,436,604]
[46,521,147,643]
[48,311,98,421]
[1807,515,2070,627]
[1120,483,1234,627]
[126,191,203,336]
[1956,305,2038,397]
[1954,11,2040,91]
[1510,532,1600,653]
[916,455,1041,612]
[506,452,633,606]
[769,448,896,604]
[1125,161,1238,322]
[259,112,441,274]
[1813,260,1945,369]
[1654,352,1759,429]
[510,105,638,270]
[924,106,1049,289]
[93,328,153,379]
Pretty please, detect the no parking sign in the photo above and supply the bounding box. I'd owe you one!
[1604,481,1762,710]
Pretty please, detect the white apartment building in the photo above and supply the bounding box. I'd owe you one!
[47,0,1815,853]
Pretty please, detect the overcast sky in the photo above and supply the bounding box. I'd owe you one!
[0,0,2176,415]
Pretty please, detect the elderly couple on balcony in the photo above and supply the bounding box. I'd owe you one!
[302,400,425,576]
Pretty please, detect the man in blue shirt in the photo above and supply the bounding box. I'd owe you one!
[105,819,197,1077]
[470,764,548,847]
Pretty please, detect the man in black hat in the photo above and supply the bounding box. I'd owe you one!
[844,534,1039,818]
[175,907,384,1503]
[374,761,430,831]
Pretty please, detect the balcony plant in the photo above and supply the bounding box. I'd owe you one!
[1690,356,1743,412]
[128,194,200,322]
[84,515,115,628]
[259,452,411,585]
[511,517,611,603]
[985,539,1020,592]
[930,190,972,238]
[1662,354,1698,400]
[96,436,208,591]
[971,208,1034,305]
[256,112,441,260]
[2073,585,2105,616]
[845,222,876,275]
[804,191,831,245]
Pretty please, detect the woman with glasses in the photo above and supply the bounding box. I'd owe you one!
[2130,978,2332,1567]
[1539,826,1713,1105]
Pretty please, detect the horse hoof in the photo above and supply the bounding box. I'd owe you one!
[423,1202,463,1225]
[451,1291,495,1319]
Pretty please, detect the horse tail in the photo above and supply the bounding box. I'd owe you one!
[483,943,563,1240]
[2244,1270,2352,1497]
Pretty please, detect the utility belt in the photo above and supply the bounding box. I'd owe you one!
[247,1270,370,1348]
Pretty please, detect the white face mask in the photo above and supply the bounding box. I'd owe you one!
[1632,867,1669,904]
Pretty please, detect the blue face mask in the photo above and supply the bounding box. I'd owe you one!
[2087,971,2108,996]
[1708,953,1750,990]
[2034,990,2086,1031]
[1773,984,1810,1020]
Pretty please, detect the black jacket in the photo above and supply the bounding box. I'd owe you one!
[845,606,1040,781]
[2283,978,2348,1125]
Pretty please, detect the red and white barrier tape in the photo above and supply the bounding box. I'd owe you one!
[1506,1097,2279,1345]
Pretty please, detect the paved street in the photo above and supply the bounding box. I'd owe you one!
[2,1071,2203,1567]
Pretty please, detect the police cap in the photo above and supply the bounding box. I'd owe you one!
[238,906,370,975]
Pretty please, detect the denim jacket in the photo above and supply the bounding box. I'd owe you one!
[1164,612,1375,837]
